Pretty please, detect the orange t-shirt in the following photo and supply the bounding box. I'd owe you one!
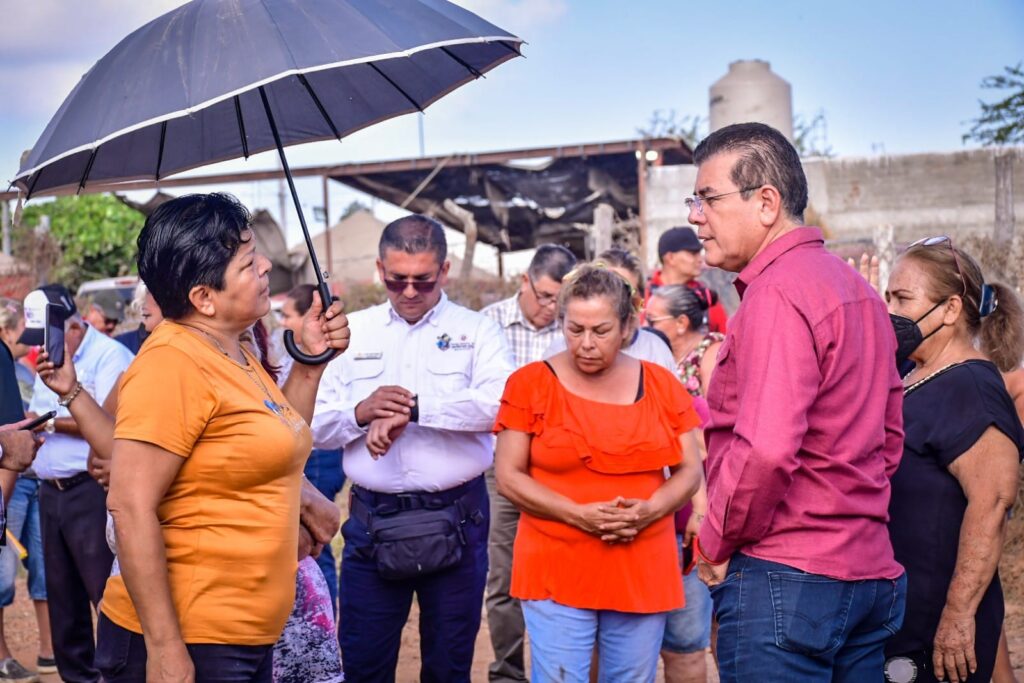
[101,322,311,645]
[494,360,700,613]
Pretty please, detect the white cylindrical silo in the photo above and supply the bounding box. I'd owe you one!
[709,60,794,141]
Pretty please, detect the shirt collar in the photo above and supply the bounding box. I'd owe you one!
[386,291,449,327]
[73,323,98,363]
[735,227,824,298]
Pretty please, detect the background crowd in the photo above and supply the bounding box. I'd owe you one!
[0,121,1020,683]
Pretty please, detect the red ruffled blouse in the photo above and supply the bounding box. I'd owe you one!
[494,360,700,613]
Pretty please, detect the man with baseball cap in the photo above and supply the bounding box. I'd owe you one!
[649,226,728,334]
[21,284,134,683]
[81,291,124,337]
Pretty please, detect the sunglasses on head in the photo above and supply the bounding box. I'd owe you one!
[907,235,967,296]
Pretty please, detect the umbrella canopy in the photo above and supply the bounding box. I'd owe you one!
[12,0,522,197]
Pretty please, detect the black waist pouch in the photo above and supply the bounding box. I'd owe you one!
[368,502,467,581]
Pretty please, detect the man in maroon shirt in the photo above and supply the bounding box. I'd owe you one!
[691,122,906,682]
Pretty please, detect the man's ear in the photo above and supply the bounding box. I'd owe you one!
[756,185,785,228]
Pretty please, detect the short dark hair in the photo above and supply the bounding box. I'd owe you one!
[137,193,251,320]
[286,284,317,316]
[378,214,447,264]
[693,122,808,222]
[527,244,577,283]
[596,247,643,291]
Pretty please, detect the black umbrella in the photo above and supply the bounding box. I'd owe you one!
[12,0,522,363]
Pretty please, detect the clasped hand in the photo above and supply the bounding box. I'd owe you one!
[575,497,656,544]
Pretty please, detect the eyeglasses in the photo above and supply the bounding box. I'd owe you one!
[685,186,762,216]
[907,236,967,296]
[383,271,441,294]
[645,315,674,328]
[527,277,559,307]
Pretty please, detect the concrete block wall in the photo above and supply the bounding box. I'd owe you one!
[647,149,1024,266]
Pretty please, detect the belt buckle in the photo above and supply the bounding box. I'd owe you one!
[396,493,417,511]
[53,478,67,492]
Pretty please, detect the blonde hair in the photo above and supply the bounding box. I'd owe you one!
[0,298,23,332]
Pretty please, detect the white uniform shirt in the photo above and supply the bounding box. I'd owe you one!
[312,293,513,493]
[29,325,135,479]
[543,327,676,372]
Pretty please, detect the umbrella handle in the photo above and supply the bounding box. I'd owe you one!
[285,281,339,366]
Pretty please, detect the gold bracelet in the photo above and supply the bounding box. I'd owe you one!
[58,382,83,408]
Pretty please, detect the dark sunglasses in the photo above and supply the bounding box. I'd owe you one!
[907,236,967,296]
[382,272,441,294]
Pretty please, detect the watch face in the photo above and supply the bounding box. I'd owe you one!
[44,419,55,434]
[884,657,918,683]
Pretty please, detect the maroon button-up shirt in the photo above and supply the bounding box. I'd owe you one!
[699,227,904,580]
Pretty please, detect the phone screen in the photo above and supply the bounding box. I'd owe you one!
[44,303,65,368]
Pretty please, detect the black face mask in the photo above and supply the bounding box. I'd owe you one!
[890,299,946,366]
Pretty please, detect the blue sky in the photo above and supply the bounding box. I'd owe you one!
[1,0,1022,251]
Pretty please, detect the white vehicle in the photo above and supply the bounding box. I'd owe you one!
[76,276,140,309]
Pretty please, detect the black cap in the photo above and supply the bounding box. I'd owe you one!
[658,227,702,258]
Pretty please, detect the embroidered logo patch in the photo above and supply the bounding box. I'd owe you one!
[436,333,452,350]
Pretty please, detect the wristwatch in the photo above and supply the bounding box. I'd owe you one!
[44,417,56,435]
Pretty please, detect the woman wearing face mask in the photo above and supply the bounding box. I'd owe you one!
[882,237,1024,683]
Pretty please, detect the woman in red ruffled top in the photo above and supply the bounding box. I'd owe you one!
[494,263,703,683]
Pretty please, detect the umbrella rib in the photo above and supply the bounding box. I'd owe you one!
[26,172,41,201]
[156,121,168,180]
[368,63,424,113]
[297,74,341,140]
[77,148,98,194]
[440,47,484,78]
[499,41,523,57]
[233,97,250,159]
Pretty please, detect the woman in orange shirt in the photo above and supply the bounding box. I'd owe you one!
[82,193,348,683]
[494,264,703,683]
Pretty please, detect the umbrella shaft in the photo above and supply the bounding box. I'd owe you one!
[258,87,331,306]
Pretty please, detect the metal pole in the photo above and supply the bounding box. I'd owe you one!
[1,200,10,256]
[322,175,333,292]
[637,144,649,271]
[259,86,335,365]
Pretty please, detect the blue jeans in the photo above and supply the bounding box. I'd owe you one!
[0,476,46,605]
[712,553,906,683]
[304,447,344,613]
[662,535,712,653]
[522,599,667,683]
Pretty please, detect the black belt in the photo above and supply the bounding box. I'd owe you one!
[43,471,92,492]
[351,475,483,517]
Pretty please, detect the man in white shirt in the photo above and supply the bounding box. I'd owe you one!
[312,215,513,683]
[479,244,576,683]
[23,285,134,683]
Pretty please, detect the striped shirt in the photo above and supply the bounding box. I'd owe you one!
[481,294,560,369]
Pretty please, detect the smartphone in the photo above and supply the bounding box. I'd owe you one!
[21,410,56,431]
[44,303,65,368]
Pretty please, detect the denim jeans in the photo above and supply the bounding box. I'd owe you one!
[712,553,906,683]
[662,534,712,653]
[0,476,46,605]
[521,599,667,683]
[96,614,273,682]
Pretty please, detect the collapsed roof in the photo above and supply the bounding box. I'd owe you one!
[329,137,692,253]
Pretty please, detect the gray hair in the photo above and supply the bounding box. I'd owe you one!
[527,244,576,283]
[650,285,707,330]
[693,122,808,222]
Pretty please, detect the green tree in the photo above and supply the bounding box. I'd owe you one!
[963,63,1024,146]
[637,110,706,149]
[16,194,143,289]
